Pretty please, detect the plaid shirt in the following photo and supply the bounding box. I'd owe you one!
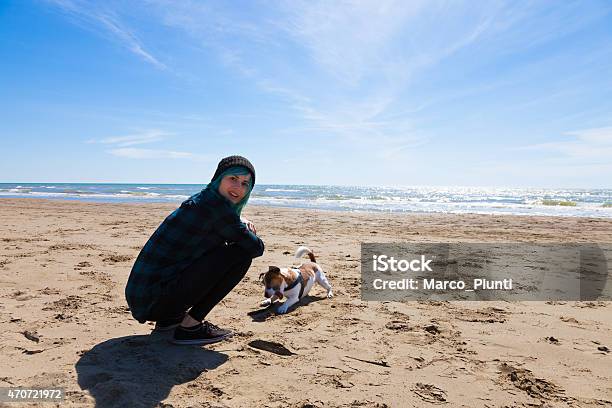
[125,188,264,323]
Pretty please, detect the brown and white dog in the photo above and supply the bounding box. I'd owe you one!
[259,246,333,314]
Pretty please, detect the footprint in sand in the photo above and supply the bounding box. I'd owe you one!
[11,290,36,301]
[498,362,563,400]
[385,321,412,332]
[544,336,560,345]
[74,261,92,270]
[412,382,447,403]
[423,324,441,335]
[42,295,83,312]
[101,254,133,264]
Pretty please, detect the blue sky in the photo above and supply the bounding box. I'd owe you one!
[1,0,611,187]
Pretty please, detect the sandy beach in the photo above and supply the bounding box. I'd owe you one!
[1,198,611,407]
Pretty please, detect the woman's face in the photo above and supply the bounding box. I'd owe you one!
[218,173,251,204]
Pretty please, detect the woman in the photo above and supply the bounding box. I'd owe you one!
[125,156,264,345]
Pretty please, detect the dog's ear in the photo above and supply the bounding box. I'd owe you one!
[268,266,280,273]
[258,272,265,283]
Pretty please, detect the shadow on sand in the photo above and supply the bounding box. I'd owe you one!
[247,295,328,322]
[75,331,227,407]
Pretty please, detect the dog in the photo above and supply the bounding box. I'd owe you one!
[259,246,333,314]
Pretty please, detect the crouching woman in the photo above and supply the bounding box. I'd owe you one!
[125,156,264,345]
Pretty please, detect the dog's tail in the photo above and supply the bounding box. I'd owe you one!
[295,246,316,263]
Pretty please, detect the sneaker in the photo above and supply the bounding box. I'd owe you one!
[172,321,232,345]
[153,314,185,332]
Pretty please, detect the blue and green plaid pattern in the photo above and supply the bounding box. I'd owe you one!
[125,187,264,322]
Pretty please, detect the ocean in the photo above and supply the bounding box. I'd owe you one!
[1,183,611,218]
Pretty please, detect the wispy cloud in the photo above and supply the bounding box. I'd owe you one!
[108,148,207,160]
[156,1,506,155]
[87,129,168,147]
[277,0,426,86]
[59,1,603,158]
[49,0,612,181]
[46,0,166,69]
[94,13,165,69]
[88,129,209,161]
[521,126,612,162]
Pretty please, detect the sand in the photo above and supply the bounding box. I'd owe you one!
[0,198,611,408]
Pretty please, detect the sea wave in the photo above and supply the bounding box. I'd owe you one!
[0,190,188,202]
[1,183,611,218]
[248,196,612,218]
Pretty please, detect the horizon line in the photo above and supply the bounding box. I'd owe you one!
[0,181,610,190]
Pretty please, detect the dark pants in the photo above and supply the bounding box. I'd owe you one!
[149,244,252,322]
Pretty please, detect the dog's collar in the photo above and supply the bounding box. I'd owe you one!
[285,270,305,299]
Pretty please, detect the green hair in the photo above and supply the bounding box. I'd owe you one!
[207,166,253,216]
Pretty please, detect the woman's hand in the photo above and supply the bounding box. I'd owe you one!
[241,217,257,234]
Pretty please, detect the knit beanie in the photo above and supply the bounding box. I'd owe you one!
[211,155,256,186]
